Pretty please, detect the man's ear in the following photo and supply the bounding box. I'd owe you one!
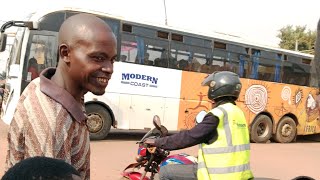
[59,44,70,63]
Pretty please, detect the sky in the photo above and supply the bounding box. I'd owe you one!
[0,0,319,71]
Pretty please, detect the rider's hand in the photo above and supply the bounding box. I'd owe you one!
[143,138,156,146]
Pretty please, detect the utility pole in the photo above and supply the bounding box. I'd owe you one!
[163,0,168,26]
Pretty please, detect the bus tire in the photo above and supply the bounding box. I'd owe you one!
[85,103,112,140]
[274,116,296,143]
[250,114,272,143]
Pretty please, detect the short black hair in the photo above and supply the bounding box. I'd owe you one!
[2,156,80,180]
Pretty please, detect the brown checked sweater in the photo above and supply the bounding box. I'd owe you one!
[5,68,90,179]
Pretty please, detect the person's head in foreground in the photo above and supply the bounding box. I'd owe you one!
[2,156,81,180]
[56,13,117,97]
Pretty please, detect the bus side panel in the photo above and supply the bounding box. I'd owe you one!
[178,71,211,130]
[88,62,182,131]
[238,79,320,135]
[162,98,180,131]
[126,95,166,130]
[237,79,253,126]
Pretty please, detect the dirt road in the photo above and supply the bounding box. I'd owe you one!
[0,121,319,179]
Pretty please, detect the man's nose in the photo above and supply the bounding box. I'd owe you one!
[101,61,113,73]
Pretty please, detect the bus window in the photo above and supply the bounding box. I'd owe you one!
[238,55,249,78]
[282,62,294,84]
[194,52,211,74]
[170,42,192,70]
[22,32,58,91]
[144,38,169,67]
[120,34,137,63]
[25,34,57,73]
[257,64,275,82]
[192,51,212,74]
[199,58,211,73]
[120,33,169,67]
[213,48,227,61]
[282,61,310,86]
[100,16,120,38]
[255,56,278,82]
[222,52,240,74]
[211,58,224,73]
[249,51,261,79]
[294,63,310,86]
[273,54,283,82]
[170,44,212,72]
[212,49,241,74]
[39,11,65,32]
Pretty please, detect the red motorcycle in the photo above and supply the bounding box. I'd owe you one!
[120,115,197,180]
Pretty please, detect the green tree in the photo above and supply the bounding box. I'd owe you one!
[277,25,316,54]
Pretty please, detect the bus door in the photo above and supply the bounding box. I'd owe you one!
[21,30,58,92]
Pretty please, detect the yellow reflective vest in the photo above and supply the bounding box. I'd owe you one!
[197,103,254,180]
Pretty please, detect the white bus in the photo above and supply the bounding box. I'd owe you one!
[1,7,319,142]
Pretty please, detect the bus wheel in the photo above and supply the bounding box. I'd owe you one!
[250,115,272,143]
[85,103,112,140]
[274,116,296,143]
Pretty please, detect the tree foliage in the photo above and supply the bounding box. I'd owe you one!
[277,25,316,54]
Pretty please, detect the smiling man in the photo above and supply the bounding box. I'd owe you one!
[5,13,117,180]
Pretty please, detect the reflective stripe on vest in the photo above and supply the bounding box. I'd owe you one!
[202,143,250,154]
[198,162,250,174]
[197,103,253,180]
[216,106,232,146]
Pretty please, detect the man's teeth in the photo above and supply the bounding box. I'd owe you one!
[97,78,107,83]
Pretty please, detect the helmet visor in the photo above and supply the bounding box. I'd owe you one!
[201,73,216,86]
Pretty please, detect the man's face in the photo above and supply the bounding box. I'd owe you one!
[68,29,117,95]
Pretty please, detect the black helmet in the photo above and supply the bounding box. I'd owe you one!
[201,71,242,101]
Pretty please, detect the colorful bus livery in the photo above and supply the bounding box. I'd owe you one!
[0,7,318,143]
[238,80,320,143]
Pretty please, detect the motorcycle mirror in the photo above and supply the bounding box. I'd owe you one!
[196,110,207,124]
[153,115,168,137]
[153,115,162,130]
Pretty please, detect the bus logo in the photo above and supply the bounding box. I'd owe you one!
[121,73,158,88]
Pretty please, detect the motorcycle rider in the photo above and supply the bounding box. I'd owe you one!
[144,71,254,180]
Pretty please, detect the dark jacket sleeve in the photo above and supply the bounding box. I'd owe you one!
[154,113,219,150]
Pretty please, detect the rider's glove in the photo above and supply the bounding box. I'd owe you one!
[143,138,156,147]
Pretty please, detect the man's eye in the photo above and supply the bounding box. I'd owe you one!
[111,57,116,63]
[92,56,105,61]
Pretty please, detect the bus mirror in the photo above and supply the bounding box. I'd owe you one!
[8,64,20,78]
[0,33,7,52]
[25,21,38,30]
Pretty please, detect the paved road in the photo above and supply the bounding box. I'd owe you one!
[0,121,319,180]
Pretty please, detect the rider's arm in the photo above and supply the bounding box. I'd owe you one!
[154,113,219,150]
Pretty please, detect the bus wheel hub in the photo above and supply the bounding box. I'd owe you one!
[281,124,292,137]
[258,123,267,136]
[87,113,104,133]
